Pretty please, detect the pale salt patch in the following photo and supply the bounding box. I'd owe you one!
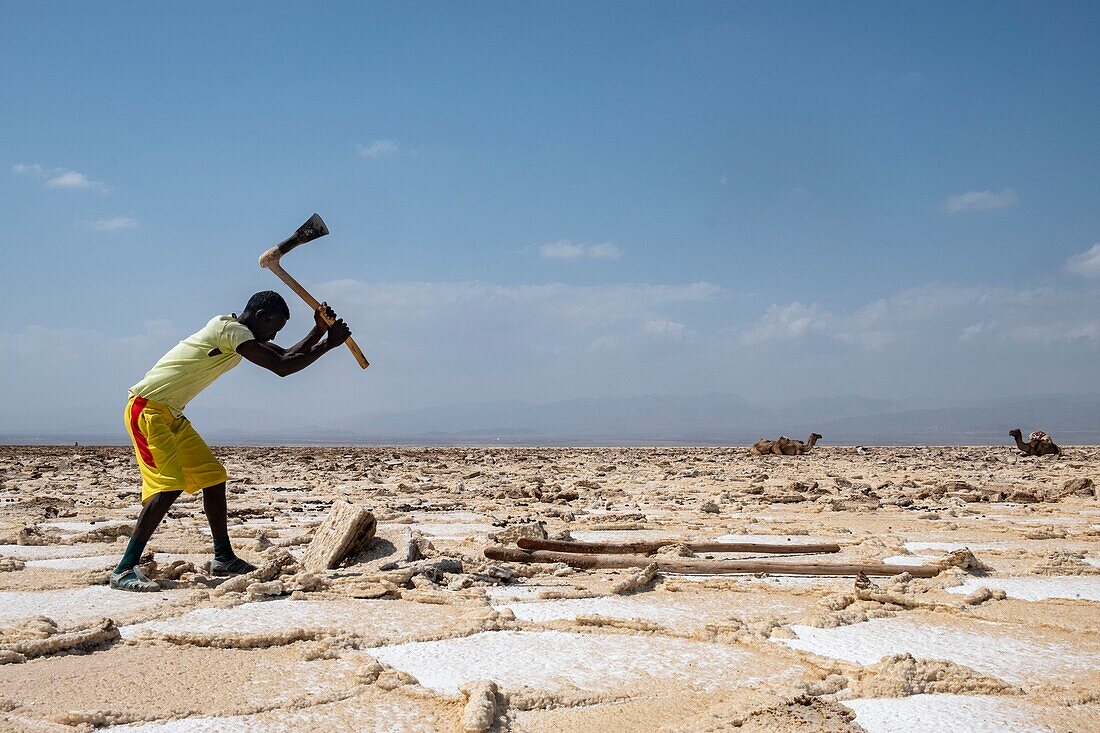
[903,541,1003,553]
[25,554,117,570]
[882,555,939,567]
[377,521,497,540]
[0,543,117,560]
[40,519,130,533]
[842,694,1049,733]
[372,629,777,695]
[0,586,189,626]
[946,576,1100,602]
[776,618,1095,684]
[713,533,843,546]
[484,584,566,603]
[499,594,759,631]
[109,693,444,732]
[1086,558,1100,569]
[570,529,678,542]
[125,599,460,641]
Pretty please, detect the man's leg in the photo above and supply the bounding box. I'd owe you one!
[111,489,182,591]
[204,482,257,575]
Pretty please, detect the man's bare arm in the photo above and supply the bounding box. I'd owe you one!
[284,303,336,357]
[238,320,351,377]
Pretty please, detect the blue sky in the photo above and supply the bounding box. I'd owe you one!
[2,2,1099,431]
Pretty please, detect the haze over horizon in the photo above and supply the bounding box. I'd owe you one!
[3,3,1099,442]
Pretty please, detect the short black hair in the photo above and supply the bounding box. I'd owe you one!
[243,290,290,319]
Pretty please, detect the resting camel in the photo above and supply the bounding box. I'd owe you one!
[750,433,822,456]
[1009,428,1061,456]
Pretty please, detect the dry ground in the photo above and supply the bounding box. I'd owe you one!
[1,445,1098,732]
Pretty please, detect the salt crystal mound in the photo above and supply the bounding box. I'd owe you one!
[25,554,118,570]
[500,594,787,631]
[0,586,188,626]
[776,618,1097,685]
[126,599,466,643]
[371,629,778,695]
[842,694,1049,733]
[0,543,117,560]
[109,693,445,732]
[946,576,1100,602]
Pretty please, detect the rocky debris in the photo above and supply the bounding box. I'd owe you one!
[850,653,1015,697]
[300,500,377,571]
[1030,551,1100,576]
[0,616,119,662]
[490,522,547,545]
[609,562,658,595]
[460,680,499,733]
[699,500,720,514]
[962,587,1007,605]
[212,550,299,597]
[0,556,24,572]
[935,548,992,573]
[1057,477,1095,499]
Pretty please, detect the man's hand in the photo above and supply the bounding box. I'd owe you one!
[326,319,351,348]
[313,302,336,331]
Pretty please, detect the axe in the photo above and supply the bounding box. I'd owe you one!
[259,214,369,369]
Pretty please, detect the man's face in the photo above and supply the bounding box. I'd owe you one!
[252,309,288,341]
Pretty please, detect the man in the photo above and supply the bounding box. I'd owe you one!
[111,290,351,591]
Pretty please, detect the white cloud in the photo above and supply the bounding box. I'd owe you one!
[80,217,138,231]
[1065,244,1100,278]
[356,139,399,157]
[538,240,623,261]
[12,163,107,192]
[741,302,833,346]
[943,188,1019,213]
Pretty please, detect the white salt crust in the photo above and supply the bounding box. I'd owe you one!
[0,543,117,560]
[25,554,118,570]
[946,576,1100,602]
[842,694,1049,733]
[882,555,939,567]
[108,694,444,732]
[904,540,1091,553]
[776,618,1097,684]
[123,599,461,641]
[40,519,130,533]
[569,529,680,542]
[0,586,190,626]
[713,533,844,546]
[499,593,784,631]
[371,629,772,695]
[377,521,497,540]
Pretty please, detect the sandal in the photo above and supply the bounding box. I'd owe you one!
[210,556,258,576]
[109,567,160,592]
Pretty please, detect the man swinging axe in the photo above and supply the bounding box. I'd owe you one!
[111,214,361,591]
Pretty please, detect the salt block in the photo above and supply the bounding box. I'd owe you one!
[300,500,376,571]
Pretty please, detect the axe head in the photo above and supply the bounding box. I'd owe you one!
[259,213,330,269]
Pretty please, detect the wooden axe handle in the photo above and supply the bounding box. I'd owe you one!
[268,261,369,369]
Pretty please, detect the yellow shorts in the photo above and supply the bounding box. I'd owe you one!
[124,395,227,503]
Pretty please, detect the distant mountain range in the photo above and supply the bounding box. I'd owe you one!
[5,393,1099,446]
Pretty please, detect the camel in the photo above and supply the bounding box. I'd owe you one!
[773,433,822,455]
[750,434,822,456]
[749,439,776,456]
[1009,428,1061,456]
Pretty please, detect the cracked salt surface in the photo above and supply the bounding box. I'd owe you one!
[570,529,680,542]
[946,576,1100,602]
[776,618,1097,684]
[842,694,1049,733]
[371,629,774,695]
[25,554,118,570]
[0,543,117,560]
[498,594,772,631]
[125,599,463,641]
[41,519,130,533]
[0,586,190,626]
[108,694,444,732]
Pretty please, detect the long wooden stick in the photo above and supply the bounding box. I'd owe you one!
[269,261,370,369]
[517,537,842,555]
[485,547,939,578]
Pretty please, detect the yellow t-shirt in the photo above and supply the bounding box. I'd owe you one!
[129,315,256,416]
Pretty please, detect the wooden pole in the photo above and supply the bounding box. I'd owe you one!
[485,547,939,578]
[517,537,842,555]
